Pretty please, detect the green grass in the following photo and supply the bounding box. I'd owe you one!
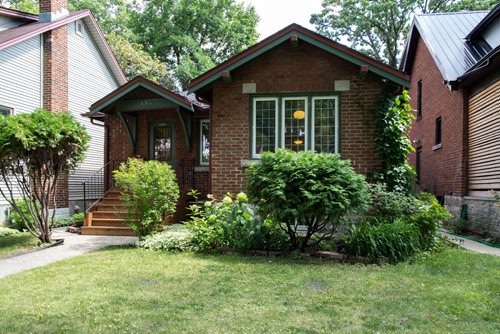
[0,233,40,259]
[0,248,498,333]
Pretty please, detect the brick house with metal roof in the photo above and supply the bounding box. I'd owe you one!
[400,5,499,236]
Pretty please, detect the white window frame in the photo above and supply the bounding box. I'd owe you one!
[281,97,309,152]
[311,96,339,153]
[252,97,279,158]
[75,21,84,37]
[0,105,13,116]
[199,119,210,166]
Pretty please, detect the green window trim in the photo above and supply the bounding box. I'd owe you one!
[199,119,210,166]
[250,94,340,159]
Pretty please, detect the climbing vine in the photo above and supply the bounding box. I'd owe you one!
[374,84,416,193]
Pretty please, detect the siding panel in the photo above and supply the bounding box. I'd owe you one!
[68,20,118,200]
[468,80,500,194]
[0,36,42,205]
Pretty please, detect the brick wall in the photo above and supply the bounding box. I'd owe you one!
[40,0,67,13]
[105,107,209,222]
[210,41,386,197]
[407,36,467,197]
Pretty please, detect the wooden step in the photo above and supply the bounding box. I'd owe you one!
[81,226,135,236]
[99,198,124,205]
[92,211,128,219]
[97,203,126,211]
[105,192,123,199]
[91,218,129,227]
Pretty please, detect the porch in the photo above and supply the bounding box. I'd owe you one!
[81,77,210,235]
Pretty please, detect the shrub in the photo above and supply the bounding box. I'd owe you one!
[0,109,89,243]
[137,224,195,252]
[345,219,422,263]
[367,183,417,221]
[113,158,180,237]
[186,192,288,252]
[0,226,21,237]
[5,199,33,231]
[409,192,451,250]
[246,149,370,251]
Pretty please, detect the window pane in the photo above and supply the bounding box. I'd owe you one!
[283,99,306,151]
[153,126,173,162]
[254,99,276,156]
[201,120,210,164]
[0,106,12,116]
[313,98,336,153]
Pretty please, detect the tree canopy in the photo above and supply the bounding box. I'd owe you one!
[1,0,259,89]
[311,0,497,67]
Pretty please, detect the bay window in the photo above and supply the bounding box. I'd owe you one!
[251,95,339,158]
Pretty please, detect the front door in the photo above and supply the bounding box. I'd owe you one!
[149,121,175,164]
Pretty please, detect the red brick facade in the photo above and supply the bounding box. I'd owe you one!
[105,104,209,222]
[407,37,467,197]
[209,42,386,197]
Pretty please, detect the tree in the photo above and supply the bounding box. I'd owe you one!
[311,0,497,67]
[107,33,174,89]
[1,0,174,86]
[131,0,259,88]
[0,110,89,243]
[246,149,370,251]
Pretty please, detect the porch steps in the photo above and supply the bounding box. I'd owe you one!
[82,189,135,236]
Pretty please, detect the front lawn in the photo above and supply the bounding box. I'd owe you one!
[0,248,498,333]
[0,232,40,259]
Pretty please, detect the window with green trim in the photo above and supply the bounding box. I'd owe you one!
[252,98,278,157]
[251,95,339,158]
[200,119,210,165]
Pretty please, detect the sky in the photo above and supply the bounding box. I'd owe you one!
[238,0,324,40]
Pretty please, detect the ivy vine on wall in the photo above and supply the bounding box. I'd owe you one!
[373,84,416,193]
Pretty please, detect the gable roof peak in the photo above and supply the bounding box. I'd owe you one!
[188,22,408,92]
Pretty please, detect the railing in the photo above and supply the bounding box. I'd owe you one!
[82,160,122,213]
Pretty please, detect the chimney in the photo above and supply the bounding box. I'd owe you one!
[41,0,70,208]
[39,0,69,22]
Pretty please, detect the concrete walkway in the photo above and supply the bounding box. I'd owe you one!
[0,228,137,279]
[440,231,500,256]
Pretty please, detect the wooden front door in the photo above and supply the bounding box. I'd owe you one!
[149,121,175,164]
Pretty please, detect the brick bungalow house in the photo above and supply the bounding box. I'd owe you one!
[84,24,409,235]
[0,1,126,222]
[400,5,499,236]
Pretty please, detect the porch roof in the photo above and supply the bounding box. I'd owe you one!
[89,76,195,116]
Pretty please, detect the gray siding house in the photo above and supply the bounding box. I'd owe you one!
[0,3,126,221]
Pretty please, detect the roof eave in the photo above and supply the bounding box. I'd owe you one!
[188,25,409,93]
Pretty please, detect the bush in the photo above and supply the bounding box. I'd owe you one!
[5,199,34,231]
[409,192,451,250]
[246,149,370,251]
[137,224,195,252]
[113,158,180,237]
[345,219,422,263]
[0,226,21,237]
[186,192,288,252]
[367,183,417,221]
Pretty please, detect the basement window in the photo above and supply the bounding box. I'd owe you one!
[0,105,13,116]
[75,21,84,37]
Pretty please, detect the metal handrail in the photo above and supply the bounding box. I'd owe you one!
[82,160,120,213]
